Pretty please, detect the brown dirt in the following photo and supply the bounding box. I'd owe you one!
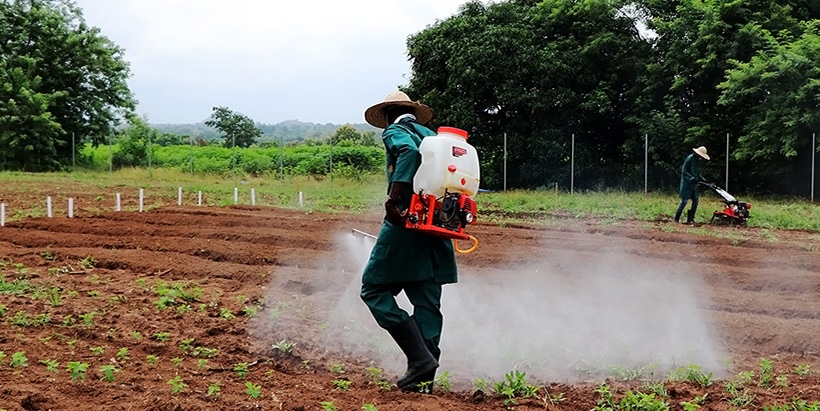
[0,184,819,410]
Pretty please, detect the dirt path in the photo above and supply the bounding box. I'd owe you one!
[0,195,819,410]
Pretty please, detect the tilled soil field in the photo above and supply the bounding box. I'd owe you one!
[0,184,819,410]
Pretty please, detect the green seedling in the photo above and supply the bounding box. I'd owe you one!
[474,377,489,392]
[234,362,249,379]
[493,370,541,407]
[332,379,352,391]
[219,308,234,319]
[320,401,338,411]
[78,311,96,327]
[10,351,28,368]
[167,375,187,393]
[116,347,129,362]
[153,332,171,342]
[272,339,295,354]
[47,287,62,306]
[79,255,96,269]
[40,359,59,374]
[89,346,105,356]
[759,357,774,388]
[99,365,118,382]
[171,357,183,367]
[795,364,812,376]
[207,382,221,398]
[245,381,262,399]
[197,359,209,370]
[330,363,344,374]
[130,331,142,341]
[146,355,159,365]
[435,370,452,392]
[361,405,378,411]
[242,305,258,317]
[67,361,89,381]
[618,390,669,410]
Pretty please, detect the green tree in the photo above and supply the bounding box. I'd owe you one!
[330,125,379,147]
[204,106,263,149]
[406,0,649,189]
[112,116,158,168]
[717,21,820,191]
[0,0,136,171]
[633,0,818,190]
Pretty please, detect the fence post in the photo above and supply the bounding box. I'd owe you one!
[725,133,730,192]
[503,132,507,192]
[644,133,648,194]
[812,132,816,202]
[571,133,575,194]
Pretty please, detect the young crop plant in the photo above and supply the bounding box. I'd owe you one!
[759,358,774,388]
[171,357,183,367]
[67,361,89,381]
[361,404,378,411]
[197,359,209,370]
[332,379,352,391]
[206,382,221,398]
[116,347,130,362]
[593,384,617,411]
[493,370,542,407]
[795,363,812,376]
[272,339,295,355]
[219,307,235,319]
[669,364,713,387]
[79,255,96,269]
[10,351,28,368]
[153,332,171,342]
[130,331,142,341]
[234,362,250,379]
[146,355,159,366]
[320,401,338,411]
[99,365,119,382]
[245,381,262,399]
[89,346,105,356]
[435,370,452,392]
[78,311,96,327]
[329,362,345,374]
[40,359,59,374]
[47,287,62,306]
[167,375,187,393]
[618,390,670,410]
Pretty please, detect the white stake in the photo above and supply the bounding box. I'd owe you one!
[139,188,144,212]
[298,191,303,208]
[116,193,121,211]
[47,196,53,218]
[198,191,202,206]
[68,198,74,218]
[178,187,183,206]
[234,187,238,204]
[251,188,256,205]
[1,203,5,226]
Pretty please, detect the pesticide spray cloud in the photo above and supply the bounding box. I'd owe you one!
[314,230,727,384]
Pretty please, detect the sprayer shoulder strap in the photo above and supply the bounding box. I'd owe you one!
[391,121,424,148]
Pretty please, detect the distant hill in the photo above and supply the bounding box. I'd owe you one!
[151,120,379,143]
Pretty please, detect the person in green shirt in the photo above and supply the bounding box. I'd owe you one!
[674,146,710,224]
[360,90,458,392]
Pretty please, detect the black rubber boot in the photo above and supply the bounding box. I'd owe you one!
[686,210,695,224]
[674,209,682,223]
[386,317,438,391]
[411,342,440,393]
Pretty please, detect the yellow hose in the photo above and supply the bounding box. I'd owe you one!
[453,235,479,254]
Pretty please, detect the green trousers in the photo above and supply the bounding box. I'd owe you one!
[360,280,443,349]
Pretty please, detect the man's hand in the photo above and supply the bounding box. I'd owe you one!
[384,182,411,226]
[385,198,407,226]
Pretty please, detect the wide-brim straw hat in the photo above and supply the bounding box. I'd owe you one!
[364,90,433,128]
[693,146,710,160]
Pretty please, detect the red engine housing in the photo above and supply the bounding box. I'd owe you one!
[405,191,477,240]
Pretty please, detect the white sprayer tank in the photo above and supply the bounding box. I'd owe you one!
[413,126,480,197]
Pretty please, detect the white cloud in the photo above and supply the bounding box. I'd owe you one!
[74,0,469,124]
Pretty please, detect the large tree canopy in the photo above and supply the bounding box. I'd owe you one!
[0,0,136,171]
[403,0,819,194]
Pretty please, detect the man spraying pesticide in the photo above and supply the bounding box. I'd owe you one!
[357,90,480,393]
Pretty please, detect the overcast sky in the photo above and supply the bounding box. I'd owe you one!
[73,0,469,125]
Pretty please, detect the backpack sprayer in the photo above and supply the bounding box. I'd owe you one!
[405,127,480,254]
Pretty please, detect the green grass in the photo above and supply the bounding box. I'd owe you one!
[0,170,817,230]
